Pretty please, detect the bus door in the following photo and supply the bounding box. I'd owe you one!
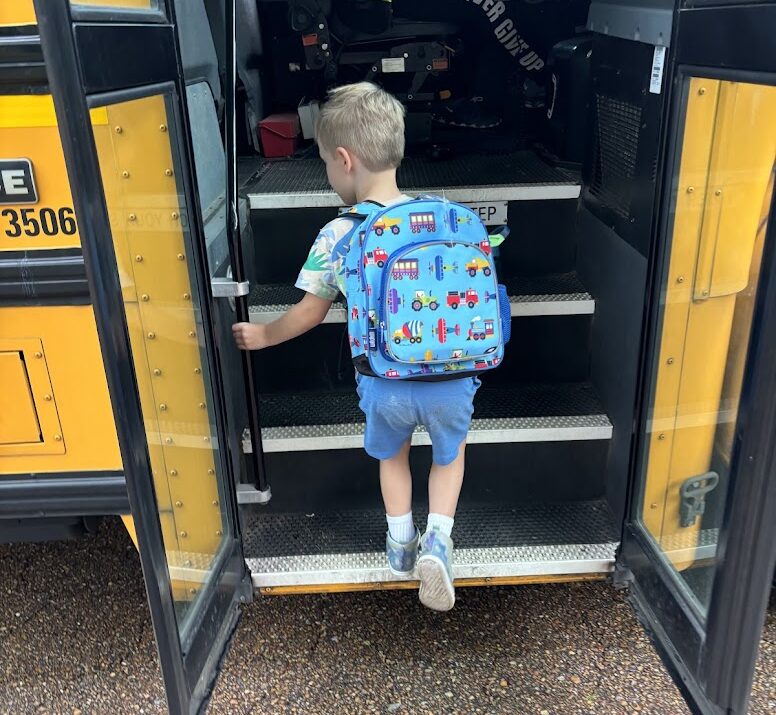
[617,3,776,714]
[34,1,251,712]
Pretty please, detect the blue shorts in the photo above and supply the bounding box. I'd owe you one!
[355,375,480,465]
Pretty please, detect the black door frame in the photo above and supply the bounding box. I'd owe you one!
[33,1,251,712]
[620,4,776,714]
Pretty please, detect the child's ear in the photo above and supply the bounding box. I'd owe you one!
[335,146,354,173]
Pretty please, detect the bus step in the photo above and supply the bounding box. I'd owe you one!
[242,382,612,454]
[248,272,594,325]
[242,501,619,591]
[242,151,581,210]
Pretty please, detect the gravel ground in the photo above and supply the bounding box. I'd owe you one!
[0,518,773,715]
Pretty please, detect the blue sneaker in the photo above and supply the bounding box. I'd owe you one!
[417,529,455,611]
[386,528,419,577]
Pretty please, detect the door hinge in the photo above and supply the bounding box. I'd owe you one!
[679,471,719,528]
[211,277,249,298]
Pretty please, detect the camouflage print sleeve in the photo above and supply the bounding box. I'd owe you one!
[295,217,356,300]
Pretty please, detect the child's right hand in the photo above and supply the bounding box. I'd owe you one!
[232,322,270,351]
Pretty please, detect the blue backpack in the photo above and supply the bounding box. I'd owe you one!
[343,196,510,380]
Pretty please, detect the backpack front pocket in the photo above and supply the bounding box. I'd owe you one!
[381,240,501,365]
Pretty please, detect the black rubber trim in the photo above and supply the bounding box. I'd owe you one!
[0,471,128,518]
[0,248,90,305]
[0,32,47,90]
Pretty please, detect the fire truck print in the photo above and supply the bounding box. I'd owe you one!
[351,305,359,320]
[363,247,387,268]
[393,320,423,345]
[431,255,458,281]
[447,289,479,309]
[468,316,495,341]
[466,256,492,277]
[372,217,402,236]
[384,368,400,378]
[432,318,461,344]
[391,258,420,280]
[409,212,436,233]
[411,290,440,312]
[479,239,492,255]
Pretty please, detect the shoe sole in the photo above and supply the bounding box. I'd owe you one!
[417,554,455,612]
[388,565,415,578]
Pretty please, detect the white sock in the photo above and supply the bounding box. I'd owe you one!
[386,511,415,543]
[426,513,454,537]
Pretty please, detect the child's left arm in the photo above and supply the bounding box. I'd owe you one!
[232,292,332,350]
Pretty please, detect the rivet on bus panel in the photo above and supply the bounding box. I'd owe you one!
[141,294,150,302]
[129,214,137,222]
[714,189,722,196]
[171,212,179,220]
[177,253,185,261]
[183,293,191,300]
[199,402,206,409]
[180,531,187,538]
[34,352,42,358]
[188,331,196,338]
[676,276,685,284]
[686,186,694,194]
[175,501,183,507]
[650,502,658,509]
[165,169,173,176]
[203,436,210,442]
[160,124,167,132]
[194,367,202,374]
[212,500,219,506]
[169,469,178,476]
[135,254,143,262]
[44,394,52,401]
[159,403,168,411]
[122,171,130,179]
[698,87,706,95]
[658,433,666,441]
[208,469,215,475]
[153,369,162,376]
[666,357,674,365]
[165,438,174,445]
[147,332,156,339]
[189,588,196,595]
[216,530,222,537]
[54,434,62,442]
[115,126,123,133]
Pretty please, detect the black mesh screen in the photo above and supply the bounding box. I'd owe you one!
[590,94,642,220]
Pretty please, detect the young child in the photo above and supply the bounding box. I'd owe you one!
[232,82,479,611]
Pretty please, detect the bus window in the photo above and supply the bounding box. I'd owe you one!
[638,78,776,612]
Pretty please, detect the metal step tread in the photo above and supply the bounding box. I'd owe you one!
[242,151,581,209]
[242,501,619,588]
[248,272,594,323]
[244,382,613,453]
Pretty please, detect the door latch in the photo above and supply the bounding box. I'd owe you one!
[210,277,249,299]
[679,471,719,528]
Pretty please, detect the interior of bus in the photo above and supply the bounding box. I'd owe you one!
[97,0,773,597]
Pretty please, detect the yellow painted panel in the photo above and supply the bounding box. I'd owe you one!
[0,96,108,128]
[0,1,36,26]
[93,93,226,618]
[0,307,122,473]
[0,351,41,444]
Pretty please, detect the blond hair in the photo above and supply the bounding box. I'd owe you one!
[316,82,405,171]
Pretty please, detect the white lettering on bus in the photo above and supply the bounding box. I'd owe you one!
[1,169,26,194]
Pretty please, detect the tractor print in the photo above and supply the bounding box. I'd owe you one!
[393,320,423,345]
[411,290,440,312]
[466,256,492,277]
[372,217,402,236]
[387,288,403,314]
[364,247,388,268]
[391,258,420,280]
[432,318,461,344]
[467,317,495,341]
[409,212,436,233]
[447,289,479,309]
[431,255,458,281]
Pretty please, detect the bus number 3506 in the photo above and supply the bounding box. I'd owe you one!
[1,207,77,238]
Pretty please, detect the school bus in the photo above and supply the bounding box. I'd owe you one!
[2,1,775,713]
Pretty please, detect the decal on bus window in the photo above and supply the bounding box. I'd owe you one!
[0,159,38,205]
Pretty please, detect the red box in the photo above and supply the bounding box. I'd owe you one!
[259,113,301,158]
